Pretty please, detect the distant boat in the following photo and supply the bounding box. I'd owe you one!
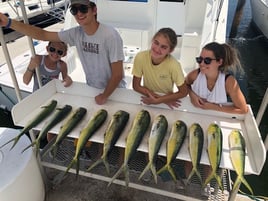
[250,0,268,39]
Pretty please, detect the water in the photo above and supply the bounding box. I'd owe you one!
[227,0,268,197]
[0,0,267,198]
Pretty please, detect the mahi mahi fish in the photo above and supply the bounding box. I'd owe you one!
[44,107,87,159]
[65,109,108,177]
[22,104,72,155]
[187,123,204,185]
[139,114,168,184]
[203,123,223,191]
[0,99,57,150]
[157,120,187,182]
[108,109,151,187]
[87,110,129,175]
[229,129,253,195]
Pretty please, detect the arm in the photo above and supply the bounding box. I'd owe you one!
[133,74,188,109]
[141,81,188,109]
[189,75,248,114]
[185,69,206,107]
[23,56,41,85]
[132,76,155,96]
[223,76,248,114]
[59,61,73,87]
[95,61,124,105]
[0,13,60,41]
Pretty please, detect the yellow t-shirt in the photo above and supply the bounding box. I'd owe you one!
[132,50,185,94]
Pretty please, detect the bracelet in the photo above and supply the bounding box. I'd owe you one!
[5,18,12,29]
[27,67,35,73]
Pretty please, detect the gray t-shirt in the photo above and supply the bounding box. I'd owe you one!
[33,55,61,91]
[58,23,127,89]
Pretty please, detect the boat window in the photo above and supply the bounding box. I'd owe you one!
[28,5,40,10]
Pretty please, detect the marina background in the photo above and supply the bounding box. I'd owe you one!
[228,0,268,197]
[0,0,267,198]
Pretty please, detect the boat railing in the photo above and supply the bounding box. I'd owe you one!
[256,87,268,151]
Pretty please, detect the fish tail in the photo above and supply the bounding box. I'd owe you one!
[65,158,77,175]
[108,164,125,187]
[138,163,150,181]
[52,145,59,160]
[76,157,80,179]
[103,157,111,176]
[215,174,224,191]
[195,169,203,185]
[0,134,22,150]
[203,172,214,189]
[41,144,57,160]
[87,158,104,173]
[151,164,157,184]
[0,138,16,149]
[186,169,195,185]
[240,176,254,195]
[167,165,178,182]
[21,142,35,154]
[156,164,167,175]
[124,165,130,187]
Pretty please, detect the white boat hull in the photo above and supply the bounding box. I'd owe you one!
[250,0,268,39]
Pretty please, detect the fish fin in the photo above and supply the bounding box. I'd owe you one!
[138,163,150,181]
[108,164,125,187]
[215,174,224,191]
[125,165,130,187]
[203,172,214,188]
[240,176,253,195]
[87,158,103,173]
[0,133,23,150]
[157,164,167,175]
[103,157,110,176]
[151,164,157,184]
[167,165,177,182]
[65,158,77,175]
[0,137,16,149]
[21,141,36,154]
[76,157,80,179]
[195,169,203,185]
[186,168,195,185]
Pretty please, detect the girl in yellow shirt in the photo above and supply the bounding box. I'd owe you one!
[132,28,188,109]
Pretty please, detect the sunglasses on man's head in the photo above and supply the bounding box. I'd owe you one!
[196,56,217,65]
[70,5,90,15]
[48,46,64,56]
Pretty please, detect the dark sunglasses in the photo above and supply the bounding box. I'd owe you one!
[196,56,217,65]
[48,46,64,56]
[70,5,90,15]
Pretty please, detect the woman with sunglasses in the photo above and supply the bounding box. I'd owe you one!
[132,28,188,109]
[23,41,73,92]
[185,42,248,114]
[0,0,126,105]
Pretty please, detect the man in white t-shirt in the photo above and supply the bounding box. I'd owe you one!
[0,0,126,104]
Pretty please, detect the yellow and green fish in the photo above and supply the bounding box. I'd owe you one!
[157,120,187,183]
[229,129,253,195]
[139,114,168,184]
[87,110,129,175]
[187,123,204,185]
[108,109,151,187]
[203,123,223,191]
